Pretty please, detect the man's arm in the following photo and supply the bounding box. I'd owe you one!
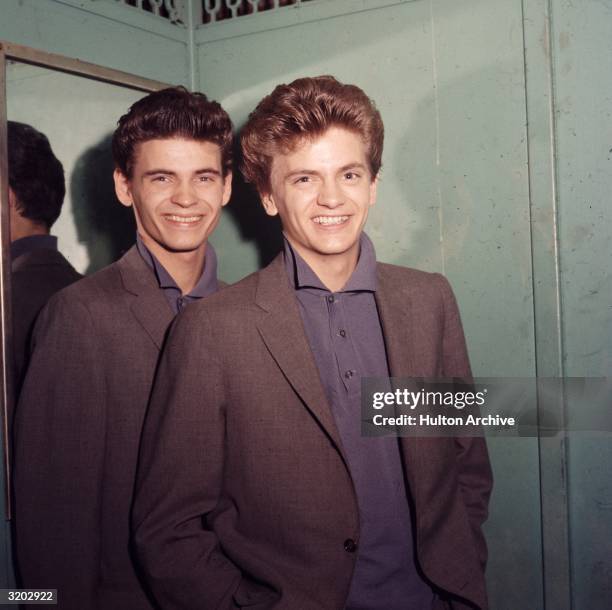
[132,306,241,610]
[13,294,105,609]
[437,274,493,568]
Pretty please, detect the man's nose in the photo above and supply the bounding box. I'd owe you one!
[171,181,197,206]
[317,179,344,208]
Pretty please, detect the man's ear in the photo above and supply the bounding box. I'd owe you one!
[113,169,133,208]
[221,171,233,207]
[261,193,279,217]
[369,174,379,207]
[8,188,16,209]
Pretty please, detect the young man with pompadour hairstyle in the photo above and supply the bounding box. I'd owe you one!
[13,86,233,610]
[133,76,492,610]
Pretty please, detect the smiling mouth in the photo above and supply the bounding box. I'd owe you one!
[312,215,350,226]
[163,214,204,225]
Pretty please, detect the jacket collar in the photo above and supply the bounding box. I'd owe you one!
[117,246,174,350]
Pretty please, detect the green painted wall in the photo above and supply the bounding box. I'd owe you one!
[551,1,612,607]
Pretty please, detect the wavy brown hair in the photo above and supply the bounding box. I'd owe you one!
[240,75,383,195]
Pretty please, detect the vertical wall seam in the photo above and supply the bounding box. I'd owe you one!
[428,0,445,275]
[521,0,571,607]
[544,0,564,379]
[186,0,200,91]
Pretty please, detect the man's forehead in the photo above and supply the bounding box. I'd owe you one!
[269,128,369,170]
[134,137,221,155]
[130,138,222,170]
[276,127,365,153]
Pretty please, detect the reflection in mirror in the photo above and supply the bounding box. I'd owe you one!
[6,61,144,274]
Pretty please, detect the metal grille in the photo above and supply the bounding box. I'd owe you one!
[114,0,183,24]
[111,0,317,26]
[202,0,314,24]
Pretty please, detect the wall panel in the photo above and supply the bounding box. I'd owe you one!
[551,1,612,608]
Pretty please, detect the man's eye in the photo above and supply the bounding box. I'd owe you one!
[153,175,169,182]
[295,176,311,184]
[198,175,213,182]
[344,172,359,180]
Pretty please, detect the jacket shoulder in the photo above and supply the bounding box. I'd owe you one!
[377,261,453,293]
[42,259,125,317]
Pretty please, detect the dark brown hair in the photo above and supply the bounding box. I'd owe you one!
[112,86,233,178]
[240,75,383,194]
[8,121,65,229]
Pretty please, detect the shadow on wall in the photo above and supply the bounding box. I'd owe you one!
[225,139,283,268]
[70,134,136,274]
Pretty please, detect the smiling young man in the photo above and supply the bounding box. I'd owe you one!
[132,76,492,610]
[13,87,232,610]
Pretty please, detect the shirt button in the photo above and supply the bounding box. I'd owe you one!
[327,295,335,303]
[344,539,357,553]
[339,329,346,338]
[344,370,355,379]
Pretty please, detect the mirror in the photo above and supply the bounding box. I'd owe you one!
[0,41,171,516]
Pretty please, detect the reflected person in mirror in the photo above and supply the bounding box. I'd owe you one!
[133,76,492,610]
[7,121,81,404]
[13,87,233,610]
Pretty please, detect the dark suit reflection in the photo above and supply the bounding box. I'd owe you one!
[10,235,81,401]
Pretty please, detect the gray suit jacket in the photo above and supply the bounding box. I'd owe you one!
[133,253,492,610]
[11,248,81,399]
[13,246,176,610]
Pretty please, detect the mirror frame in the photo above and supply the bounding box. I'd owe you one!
[0,41,171,518]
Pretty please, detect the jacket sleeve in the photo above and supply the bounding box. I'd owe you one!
[437,274,493,569]
[132,306,242,610]
[13,293,105,610]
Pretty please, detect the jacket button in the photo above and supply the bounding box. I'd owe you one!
[344,538,357,553]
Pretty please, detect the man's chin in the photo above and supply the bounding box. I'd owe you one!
[156,240,208,255]
[312,237,360,257]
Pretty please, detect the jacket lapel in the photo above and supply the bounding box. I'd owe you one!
[255,254,346,453]
[375,264,417,377]
[118,247,174,350]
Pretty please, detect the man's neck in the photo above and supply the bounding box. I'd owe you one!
[11,224,48,242]
[289,239,360,292]
[142,237,207,295]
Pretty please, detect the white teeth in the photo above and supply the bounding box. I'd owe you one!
[165,215,202,223]
[313,216,349,225]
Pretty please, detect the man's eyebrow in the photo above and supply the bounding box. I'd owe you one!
[195,168,222,176]
[143,169,176,177]
[284,163,368,180]
[142,168,222,177]
[339,162,368,172]
[284,169,319,180]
